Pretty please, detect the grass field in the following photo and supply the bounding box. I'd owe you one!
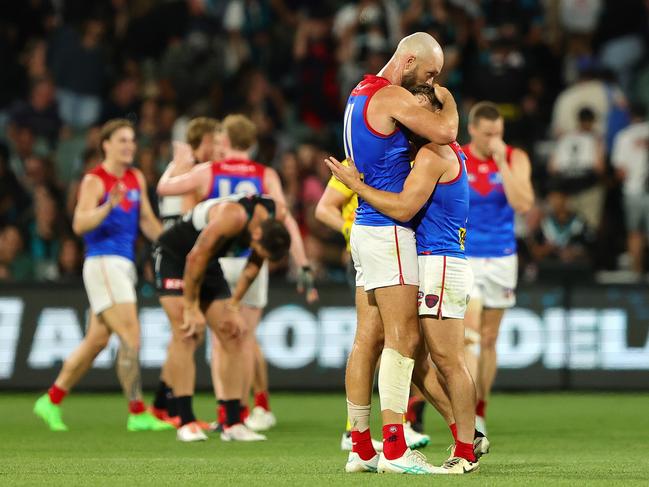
[1,392,648,486]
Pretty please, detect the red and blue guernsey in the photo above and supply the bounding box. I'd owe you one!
[414,142,469,258]
[463,144,516,257]
[203,159,266,201]
[343,75,411,227]
[83,165,141,261]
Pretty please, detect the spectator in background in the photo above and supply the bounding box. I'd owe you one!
[0,143,31,227]
[99,76,141,124]
[528,189,595,269]
[9,76,62,149]
[29,186,66,280]
[549,107,605,231]
[0,225,32,281]
[57,235,83,281]
[612,104,649,274]
[48,18,108,128]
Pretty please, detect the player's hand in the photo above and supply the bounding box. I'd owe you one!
[107,182,126,209]
[433,84,453,105]
[172,141,194,171]
[220,300,245,339]
[182,304,206,340]
[488,138,507,167]
[297,265,319,303]
[325,156,362,192]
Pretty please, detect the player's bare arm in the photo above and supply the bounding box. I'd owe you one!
[315,186,350,232]
[72,174,124,235]
[490,140,534,213]
[264,166,319,302]
[134,169,162,241]
[326,145,449,222]
[157,158,212,197]
[369,85,458,144]
[182,203,247,337]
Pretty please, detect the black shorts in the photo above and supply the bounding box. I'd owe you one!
[153,245,231,303]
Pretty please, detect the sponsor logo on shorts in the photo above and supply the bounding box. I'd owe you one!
[425,294,439,308]
[504,288,514,299]
[163,278,184,290]
[389,426,398,434]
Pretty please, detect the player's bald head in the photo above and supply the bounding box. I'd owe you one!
[394,32,444,89]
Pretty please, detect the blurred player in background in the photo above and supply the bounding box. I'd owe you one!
[462,102,534,435]
[157,114,317,433]
[150,117,221,427]
[153,193,290,442]
[34,119,172,432]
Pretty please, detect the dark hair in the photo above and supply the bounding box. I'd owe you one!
[398,84,444,149]
[186,117,220,150]
[578,107,596,123]
[468,101,502,126]
[409,84,443,111]
[259,219,291,262]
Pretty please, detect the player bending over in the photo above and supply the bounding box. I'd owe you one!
[157,114,317,433]
[153,193,290,442]
[34,119,172,432]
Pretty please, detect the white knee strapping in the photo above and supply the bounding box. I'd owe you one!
[346,400,371,432]
[464,328,481,357]
[378,348,415,414]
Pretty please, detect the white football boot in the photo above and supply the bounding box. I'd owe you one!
[345,451,379,473]
[440,456,479,474]
[404,421,430,449]
[474,432,491,459]
[220,423,267,442]
[377,448,446,474]
[244,406,277,432]
[176,422,208,442]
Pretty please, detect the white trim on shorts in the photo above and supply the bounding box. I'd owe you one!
[218,256,269,308]
[83,255,137,314]
[350,224,418,291]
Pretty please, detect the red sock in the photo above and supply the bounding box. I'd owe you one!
[217,404,226,425]
[382,424,407,460]
[476,399,486,418]
[129,400,146,414]
[351,429,377,461]
[240,405,249,422]
[405,397,422,424]
[454,440,476,462]
[254,391,270,411]
[449,423,458,441]
[48,385,67,405]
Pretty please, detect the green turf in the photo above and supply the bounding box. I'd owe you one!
[1,392,648,486]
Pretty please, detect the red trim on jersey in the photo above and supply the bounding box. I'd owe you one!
[351,74,398,138]
[394,226,405,285]
[89,165,139,211]
[438,141,465,186]
[462,144,514,167]
[437,256,447,319]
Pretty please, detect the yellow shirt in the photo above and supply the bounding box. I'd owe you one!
[326,161,358,250]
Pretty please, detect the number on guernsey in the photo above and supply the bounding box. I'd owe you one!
[343,101,355,161]
[218,178,259,197]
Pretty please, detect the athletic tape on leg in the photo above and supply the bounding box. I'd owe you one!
[378,348,415,414]
[346,400,371,432]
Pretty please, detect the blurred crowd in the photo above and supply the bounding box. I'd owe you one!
[0,0,648,284]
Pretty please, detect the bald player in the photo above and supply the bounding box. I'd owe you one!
[340,32,459,474]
